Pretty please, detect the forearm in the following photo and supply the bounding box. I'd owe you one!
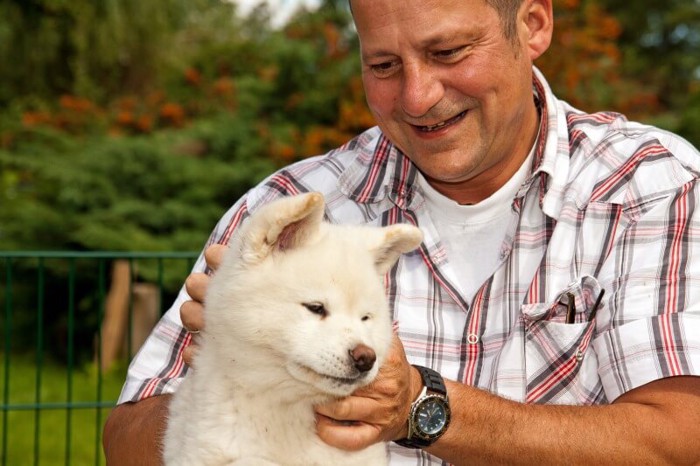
[103,394,171,465]
[429,376,700,466]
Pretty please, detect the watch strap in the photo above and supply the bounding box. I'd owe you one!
[415,365,447,395]
[395,435,431,448]
[394,365,448,449]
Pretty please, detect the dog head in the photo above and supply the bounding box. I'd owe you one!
[205,192,423,398]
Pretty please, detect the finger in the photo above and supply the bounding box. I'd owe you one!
[316,396,384,423]
[353,335,415,400]
[180,299,205,333]
[184,273,209,304]
[316,391,408,442]
[204,244,228,272]
[315,414,381,451]
[182,341,198,367]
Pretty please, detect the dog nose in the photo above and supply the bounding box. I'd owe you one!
[349,344,376,373]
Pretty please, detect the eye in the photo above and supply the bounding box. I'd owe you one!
[361,314,371,322]
[432,46,467,63]
[302,302,328,318]
[368,60,400,78]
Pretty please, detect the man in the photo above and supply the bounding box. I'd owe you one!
[103,0,700,464]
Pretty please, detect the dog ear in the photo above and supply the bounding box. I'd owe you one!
[240,192,325,263]
[371,224,423,275]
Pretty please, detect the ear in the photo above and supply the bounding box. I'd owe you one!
[239,192,325,264]
[521,0,553,61]
[371,224,423,275]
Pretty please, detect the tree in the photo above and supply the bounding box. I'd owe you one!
[602,0,700,109]
[537,0,700,145]
[0,0,227,104]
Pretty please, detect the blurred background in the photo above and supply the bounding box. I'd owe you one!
[0,0,698,464]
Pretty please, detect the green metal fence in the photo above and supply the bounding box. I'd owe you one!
[0,251,199,466]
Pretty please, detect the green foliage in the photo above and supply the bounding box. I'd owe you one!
[602,0,700,100]
[0,121,276,253]
[677,91,700,145]
[0,0,697,277]
[0,0,216,104]
[0,0,369,256]
[599,0,700,144]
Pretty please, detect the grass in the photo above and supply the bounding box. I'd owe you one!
[1,353,127,466]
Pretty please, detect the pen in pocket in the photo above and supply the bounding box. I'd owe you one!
[565,292,576,324]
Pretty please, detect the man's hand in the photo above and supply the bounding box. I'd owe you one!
[314,333,423,451]
[180,244,227,365]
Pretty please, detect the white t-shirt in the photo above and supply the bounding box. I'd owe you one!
[417,148,534,302]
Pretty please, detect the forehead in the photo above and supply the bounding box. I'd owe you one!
[351,0,500,52]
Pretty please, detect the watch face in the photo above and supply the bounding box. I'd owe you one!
[416,397,449,436]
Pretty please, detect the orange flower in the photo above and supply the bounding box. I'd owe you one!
[135,114,154,133]
[561,0,580,9]
[22,111,51,127]
[147,90,167,107]
[116,96,138,112]
[185,67,202,86]
[59,95,94,113]
[116,111,134,126]
[277,144,296,161]
[212,77,235,96]
[160,103,186,127]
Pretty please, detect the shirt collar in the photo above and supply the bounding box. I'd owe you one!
[530,66,572,220]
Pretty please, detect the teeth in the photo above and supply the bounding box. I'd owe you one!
[425,121,447,131]
[419,111,466,132]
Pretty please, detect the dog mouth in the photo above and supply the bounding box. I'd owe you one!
[292,363,364,386]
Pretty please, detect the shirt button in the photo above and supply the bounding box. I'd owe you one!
[575,349,584,362]
[467,333,479,345]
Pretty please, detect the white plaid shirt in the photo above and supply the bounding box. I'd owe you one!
[119,69,700,465]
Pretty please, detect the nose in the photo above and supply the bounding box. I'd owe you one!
[349,344,376,373]
[401,62,444,118]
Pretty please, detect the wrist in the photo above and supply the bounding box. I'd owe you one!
[395,365,452,449]
[397,365,424,439]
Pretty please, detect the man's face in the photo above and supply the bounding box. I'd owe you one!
[352,0,546,203]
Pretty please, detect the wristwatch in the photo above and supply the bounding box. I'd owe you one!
[395,365,451,448]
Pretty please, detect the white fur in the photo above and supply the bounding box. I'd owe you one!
[163,192,423,466]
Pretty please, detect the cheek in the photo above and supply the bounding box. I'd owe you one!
[447,60,496,99]
[362,75,397,119]
[281,320,321,353]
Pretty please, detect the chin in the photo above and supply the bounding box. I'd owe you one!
[287,362,373,398]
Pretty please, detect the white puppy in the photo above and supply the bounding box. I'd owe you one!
[163,192,423,466]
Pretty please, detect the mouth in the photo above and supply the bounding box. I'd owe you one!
[414,110,468,132]
[293,363,363,385]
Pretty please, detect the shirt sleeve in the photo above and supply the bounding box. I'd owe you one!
[117,198,250,403]
[592,178,700,401]
[594,313,700,401]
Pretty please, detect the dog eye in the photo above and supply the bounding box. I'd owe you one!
[361,314,371,322]
[302,302,328,317]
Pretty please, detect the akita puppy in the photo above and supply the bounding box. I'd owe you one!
[164,192,423,465]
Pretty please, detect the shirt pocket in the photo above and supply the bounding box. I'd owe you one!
[521,275,606,405]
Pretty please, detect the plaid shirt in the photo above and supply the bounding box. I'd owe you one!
[119,69,700,465]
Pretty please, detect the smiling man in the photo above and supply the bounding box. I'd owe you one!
[356,0,542,205]
[104,1,700,464]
